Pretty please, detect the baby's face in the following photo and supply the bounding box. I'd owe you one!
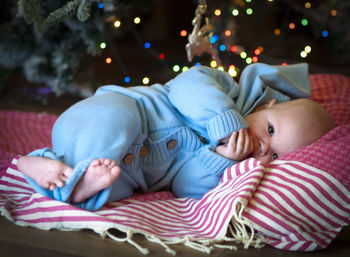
[245,102,313,164]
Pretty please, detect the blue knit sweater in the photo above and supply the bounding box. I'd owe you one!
[24,63,310,210]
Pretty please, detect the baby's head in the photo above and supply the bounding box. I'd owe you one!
[245,98,335,164]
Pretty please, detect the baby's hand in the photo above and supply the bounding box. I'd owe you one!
[215,129,253,161]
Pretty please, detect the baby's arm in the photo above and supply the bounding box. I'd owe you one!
[166,66,247,141]
[215,129,253,161]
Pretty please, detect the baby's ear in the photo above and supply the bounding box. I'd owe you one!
[265,99,277,109]
[255,99,276,111]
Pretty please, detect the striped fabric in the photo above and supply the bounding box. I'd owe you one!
[242,161,350,251]
[243,123,350,251]
[1,157,264,254]
[1,154,349,253]
[1,73,350,254]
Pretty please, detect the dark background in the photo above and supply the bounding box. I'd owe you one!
[1,0,349,112]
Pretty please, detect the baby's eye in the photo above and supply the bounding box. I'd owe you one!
[268,124,275,136]
[273,153,278,160]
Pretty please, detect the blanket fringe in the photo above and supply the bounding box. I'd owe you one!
[145,235,177,255]
[105,230,242,255]
[106,230,150,255]
[184,238,213,254]
[213,243,237,251]
[103,200,265,255]
[229,205,266,249]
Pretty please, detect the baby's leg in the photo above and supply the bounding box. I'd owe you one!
[71,159,121,203]
[17,156,72,191]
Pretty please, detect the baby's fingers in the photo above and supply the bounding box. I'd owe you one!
[243,130,253,155]
[235,129,247,152]
[227,131,238,150]
[236,129,253,158]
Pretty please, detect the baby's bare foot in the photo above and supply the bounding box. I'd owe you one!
[17,156,72,191]
[71,158,121,203]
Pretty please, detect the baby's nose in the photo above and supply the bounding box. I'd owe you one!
[259,141,270,156]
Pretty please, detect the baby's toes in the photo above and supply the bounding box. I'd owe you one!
[91,159,103,167]
[54,179,65,188]
[63,170,72,179]
[62,166,73,179]
[107,160,117,168]
[40,180,51,189]
[49,183,56,191]
[111,166,121,177]
[103,159,114,167]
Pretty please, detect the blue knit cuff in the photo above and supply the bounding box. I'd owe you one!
[206,109,248,141]
[197,146,236,176]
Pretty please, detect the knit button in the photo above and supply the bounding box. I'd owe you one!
[140,145,148,157]
[166,140,177,150]
[123,154,134,165]
[199,136,208,144]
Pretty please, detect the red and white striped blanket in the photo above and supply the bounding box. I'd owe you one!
[1,74,350,254]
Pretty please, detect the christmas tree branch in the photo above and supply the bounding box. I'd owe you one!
[18,0,93,34]
[44,0,80,30]
[18,0,46,32]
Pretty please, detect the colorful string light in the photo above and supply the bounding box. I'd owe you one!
[240,51,247,59]
[134,17,141,24]
[214,9,221,16]
[330,10,337,16]
[100,42,106,49]
[173,65,180,72]
[114,20,121,28]
[144,42,151,48]
[228,65,238,77]
[180,30,187,37]
[97,1,336,85]
[301,19,308,26]
[217,66,225,71]
[305,45,312,53]
[142,77,150,85]
[232,9,239,16]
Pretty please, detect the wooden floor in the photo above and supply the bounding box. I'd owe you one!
[1,217,350,257]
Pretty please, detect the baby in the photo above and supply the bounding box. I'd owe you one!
[17,63,335,210]
[215,98,334,164]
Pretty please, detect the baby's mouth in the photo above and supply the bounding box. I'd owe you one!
[251,138,261,158]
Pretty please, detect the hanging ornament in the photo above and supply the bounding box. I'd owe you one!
[186,0,221,66]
